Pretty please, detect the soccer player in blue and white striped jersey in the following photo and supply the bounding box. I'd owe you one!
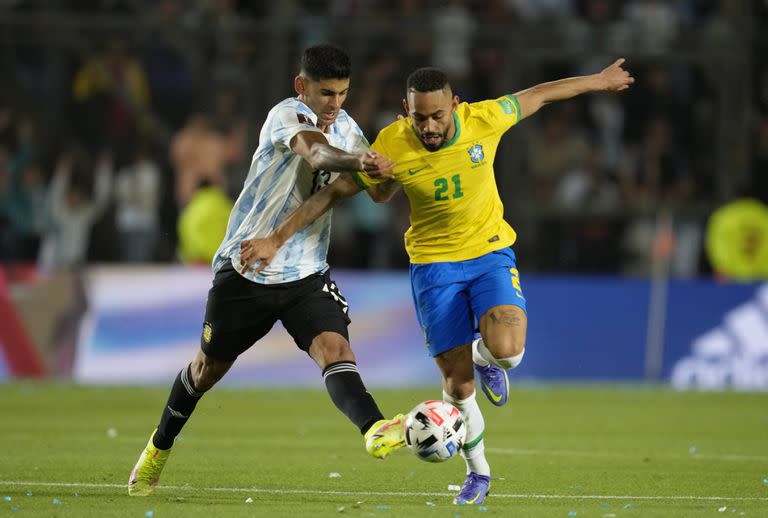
[129,44,405,496]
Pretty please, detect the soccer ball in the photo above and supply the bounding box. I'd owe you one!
[404,400,466,463]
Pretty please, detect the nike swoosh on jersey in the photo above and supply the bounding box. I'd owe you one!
[408,166,427,175]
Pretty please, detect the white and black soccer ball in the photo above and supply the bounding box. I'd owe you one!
[404,400,466,463]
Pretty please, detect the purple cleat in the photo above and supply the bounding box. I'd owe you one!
[474,362,509,406]
[453,472,491,505]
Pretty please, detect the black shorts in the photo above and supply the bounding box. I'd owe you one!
[200,264,351,361]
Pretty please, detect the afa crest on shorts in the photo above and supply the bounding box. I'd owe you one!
[468,144,484,164]
[203,322,213,344]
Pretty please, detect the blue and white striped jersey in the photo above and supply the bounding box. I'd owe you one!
[212,97,367,284]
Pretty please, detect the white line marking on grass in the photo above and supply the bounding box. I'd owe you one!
[1,481,767,501]
[487,447,768,463]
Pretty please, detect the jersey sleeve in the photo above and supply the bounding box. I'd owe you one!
[476,94,521,133]
[343,113,373,154]
[270,102,324,149]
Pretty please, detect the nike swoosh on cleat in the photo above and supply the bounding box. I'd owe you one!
[483,383,504,403]
[466,491,483,504]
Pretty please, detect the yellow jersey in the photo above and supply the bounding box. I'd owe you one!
[354,95,521,263]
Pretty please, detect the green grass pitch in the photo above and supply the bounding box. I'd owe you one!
[1,382,767,517]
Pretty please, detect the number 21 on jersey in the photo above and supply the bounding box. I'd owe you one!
[434,174,464,201]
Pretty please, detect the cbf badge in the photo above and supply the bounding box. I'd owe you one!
[203,322,213,344]
[468,144,484,164]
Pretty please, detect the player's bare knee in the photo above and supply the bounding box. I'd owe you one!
[495,335,525,358]
[481,335,526,369]
[310,333,354,368]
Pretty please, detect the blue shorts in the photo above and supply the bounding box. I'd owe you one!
[410,247,527,357]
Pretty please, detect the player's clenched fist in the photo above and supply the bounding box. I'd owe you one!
[598,58,634,92]
[359,150,395,180]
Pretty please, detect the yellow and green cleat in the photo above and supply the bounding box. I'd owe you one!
[364,414,406,459]
[128,430,171,496]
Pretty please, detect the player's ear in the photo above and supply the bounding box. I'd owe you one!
[451,95,460,111]
[294,75,305,96]
[402,98,409,115]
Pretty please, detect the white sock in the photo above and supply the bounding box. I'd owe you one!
[473,338,525,370]
[472,338,492,367]
[443,390,490,477]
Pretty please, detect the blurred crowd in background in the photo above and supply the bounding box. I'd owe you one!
[1,0,767,279]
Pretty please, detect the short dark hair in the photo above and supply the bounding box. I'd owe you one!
[407,67,450,93]
[300,44,351,80]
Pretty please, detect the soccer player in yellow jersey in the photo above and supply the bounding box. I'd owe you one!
[240,59,634,505]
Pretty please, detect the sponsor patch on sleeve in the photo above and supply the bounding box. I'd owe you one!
[297,113,314,126]
[497,98,516,116]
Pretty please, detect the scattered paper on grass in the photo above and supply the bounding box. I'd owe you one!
[601,503,610,508]
[3,497,11,501]
[245,497,253,503]
[622,504,633,509]
[718,506,727,513]
[426,502,436,507]
[25,493,32,497]
[106,428,118,439]
[689,446,697,455]
[603,514,617,518]
[337,506,345,512]
[448,485,461,491]
[568,512,577,516]
[478,506,488,511]
[375,505,390,510]
[52,499,61,505]
[145,512,154,518]
[329,472,342,478]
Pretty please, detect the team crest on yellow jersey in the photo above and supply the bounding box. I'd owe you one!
[203,322,213,344]
[468,144,485,166]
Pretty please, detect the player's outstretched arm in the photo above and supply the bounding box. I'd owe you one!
[239,175,362,274]
[290,130,395,179]
[514,58,634,120]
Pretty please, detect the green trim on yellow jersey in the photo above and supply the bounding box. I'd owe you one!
[441,111,462,149]
[351,171,368,190]
[505,94,521,118]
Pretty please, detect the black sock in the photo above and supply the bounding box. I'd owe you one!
[322,361,384,435]
[153,364,205,450]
